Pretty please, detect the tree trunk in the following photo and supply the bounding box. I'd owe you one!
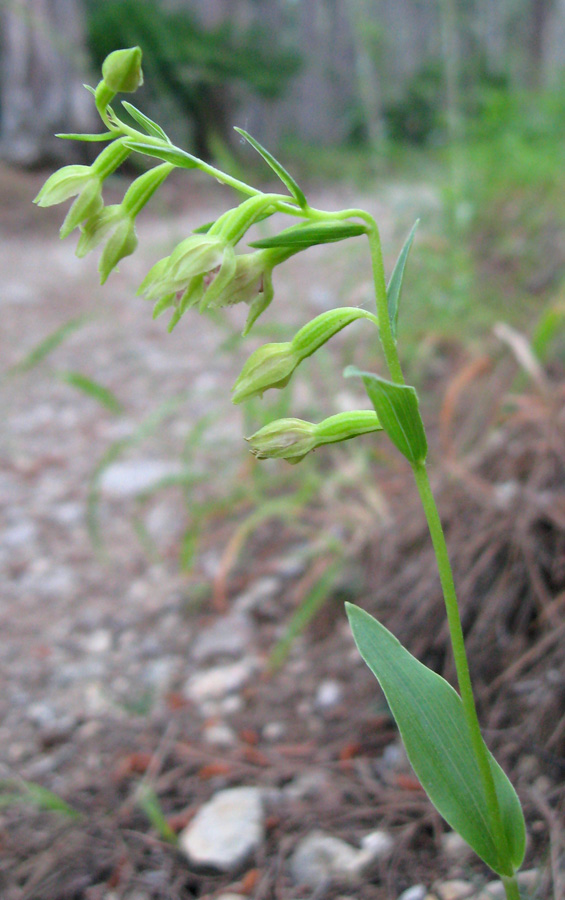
[0,0,93,165]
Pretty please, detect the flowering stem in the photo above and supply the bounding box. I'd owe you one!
[363,210,514,881]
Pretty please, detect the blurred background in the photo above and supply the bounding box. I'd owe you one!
[0,2,564,900]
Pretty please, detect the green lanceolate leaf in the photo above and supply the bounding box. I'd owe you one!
[250,222,366,250]
[387,220,418,339]
[56,131,115,142]
[346,604,526,877]
[344,367,427,464]
[123,141,202,170]
[121,101,169,141]
[234,127,307,208]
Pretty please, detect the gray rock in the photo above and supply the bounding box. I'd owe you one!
[99,459,183,499]
[289,828,394,888]
[435,881,475,900]
[184,658,258,705]
[191,613,253,663]
[398,886,427,900]
[289,831,360,888]
[179,786,265,873]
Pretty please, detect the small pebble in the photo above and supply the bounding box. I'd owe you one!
[315,679,343,710]
[203,722,237,747]
[179,786,265,873]
[398,886,427,900]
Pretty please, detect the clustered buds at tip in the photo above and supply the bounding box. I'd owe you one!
[246,410,382,464]
[101,47,144,94]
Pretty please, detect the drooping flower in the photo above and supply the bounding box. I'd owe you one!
[247,410,382,464]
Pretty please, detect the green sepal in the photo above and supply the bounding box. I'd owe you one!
[121,101,169,142]
[234,127,307,209]
[152,294,176,320]
[123,141,202,170]
[387,220,418,339]
[249,222,366,249]
[346,604,526,877]
[56,131,115,142]
[344,367,427,464]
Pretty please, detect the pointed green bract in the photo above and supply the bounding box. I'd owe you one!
[56,131,115,142]
[346,604,526,877]
[121,101,169,141]
[345,367,427,464]
[234,127,307,208]
[250,222,366,249]
[123,141,202,170]
[387,220,418,339]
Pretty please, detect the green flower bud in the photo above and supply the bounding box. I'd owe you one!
[121,163,174,218]
[76,205,123,258]
[246,410,382,464]
[137,234,226,302]
[246,418,317,464]
[60,178,103,238]
[101,47,144,94]
[232,307,379,404]
[232,342,298,404]
[99,217,138,284]
[209,194,277,245]
[90,138,132,180]
[206,251,270,309]
[34,165,92,207]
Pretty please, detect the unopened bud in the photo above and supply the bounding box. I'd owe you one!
[60,178,103,238]
[246,410,382,464]
[99,217,138,283]
[101,47,144,94]
[232,342,297,404]
[246,418,317,464]
[33,165,92,207]
[76,205,122,258]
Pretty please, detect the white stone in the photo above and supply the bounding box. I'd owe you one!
[356,829,394,869]
[289,831,360,887]
[179,786,264,873]
[99,459,183,499]
[435,880,475,900]
[315,679,343,710]
[262,721,286,742]
[184,658,257,704]
[398,886,427,900]
[82,628,112,654]
[203,722,237,747]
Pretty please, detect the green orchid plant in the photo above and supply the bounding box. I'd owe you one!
[36,48,527,897]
